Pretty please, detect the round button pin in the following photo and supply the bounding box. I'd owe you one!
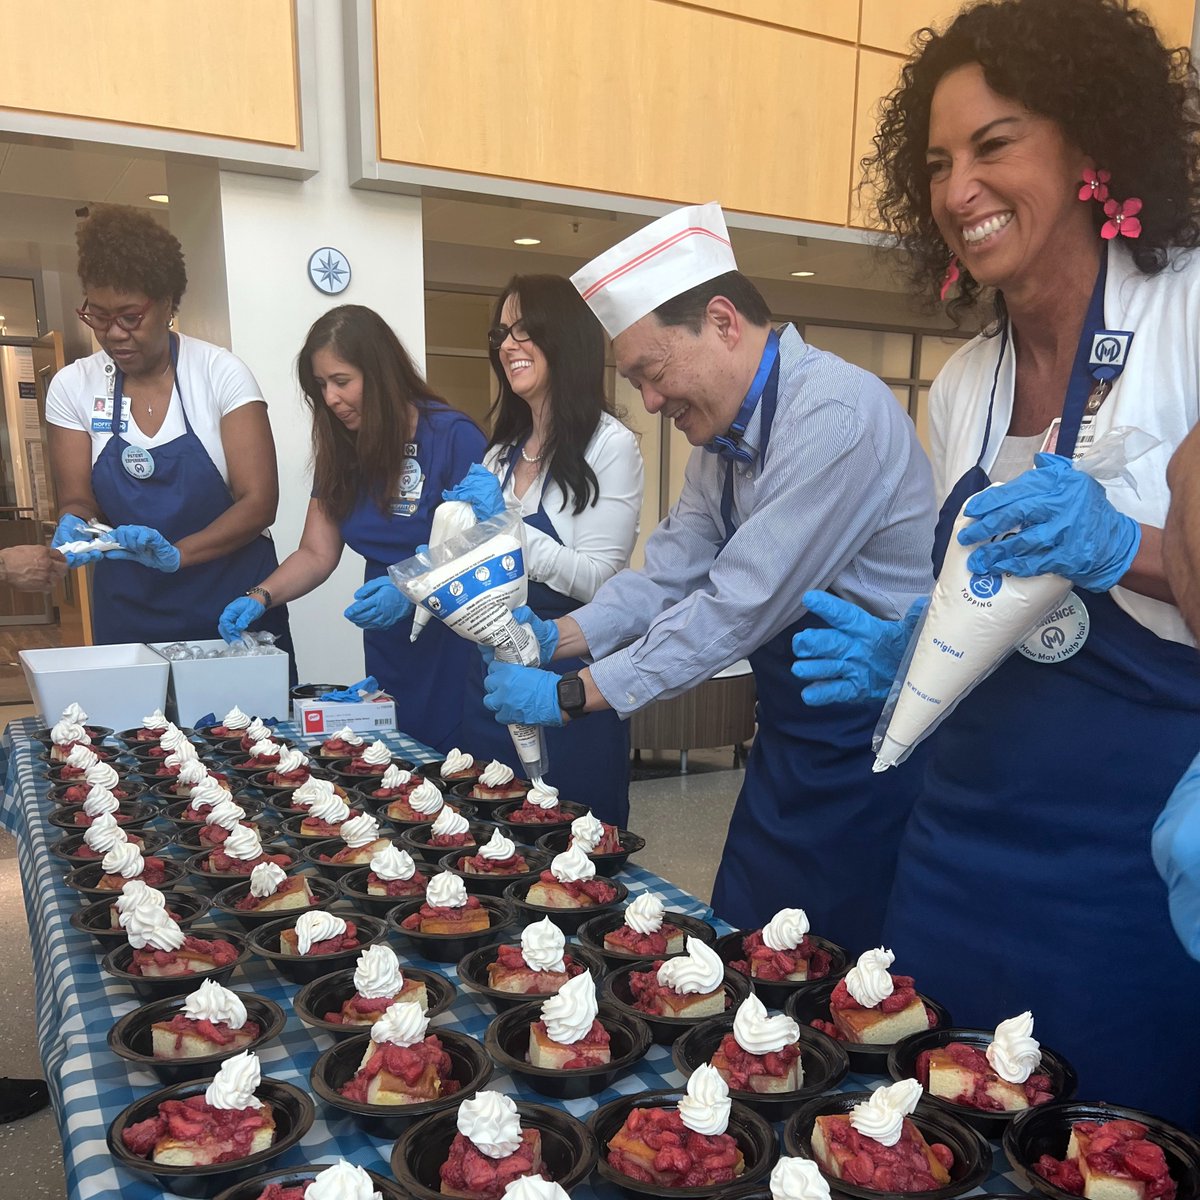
[120,445,155,479]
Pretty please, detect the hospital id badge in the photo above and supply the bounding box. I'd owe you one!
[90,394,127,434]
[389,455,424,517]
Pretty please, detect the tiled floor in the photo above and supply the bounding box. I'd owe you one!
[0,715,742,1200]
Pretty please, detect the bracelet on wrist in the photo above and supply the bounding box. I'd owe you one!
[245,586,272,609]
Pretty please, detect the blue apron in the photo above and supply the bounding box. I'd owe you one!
[340,403,485,754]
[709,335,925,950]
[883,259,1200,1130]
[458,456,632,826]
[90,335,293,667]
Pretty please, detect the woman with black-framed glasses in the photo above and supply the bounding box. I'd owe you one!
[44,204,294,662]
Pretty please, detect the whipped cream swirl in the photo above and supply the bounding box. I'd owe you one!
[354,944,405,999]
[502,1180,570,1200]
[141,708,167,731]
[117,878,164,915]
[370,844,416,881]
[183,978,248,1029]
[84,760,120,788]
[845,947,896,1008]
[159,724,188,752]
[61,702,88,725]
[381,763,412,789]
[244,717,270,743]
[426,871,467,908]
[850,1078,922,1146]
[548,843,594,883]
[294,910,347,955]
[51,719,86,746]
[249,738,280,759]
[525,782,559,810]
[770,1158,831,1200]
[732,993,800,1055]
[408,779,444,814]
[83,786,120,818]
[329,725,364,747]
[370,999,429,1047]
[431,807,469,837]
[309,791,351,824]
[292,776,336,808]
[65,744,99,771]
[102,842,145,879]
[657,937,723,995]
[249,861,287,898]
[124,907,185,952]
[205,798,247,831]
[188,773,230,813]
[307,1161,382,1200]
[762,908,810,952]
[340,813,380,848]
[570,811,605,853]
[521,917,566,972]
[361,740,392,767]
[205,1049,263,1110]
[541,971,598,1044]
[166,741,200,768]
[457,1091,522,1158]
[624,892,665,934]
[175,760,209,789]
[220,706,251,731]
[478,827,517,861]
[441,748,474,777]
[678,1062,731,1136]
[84,813,128,855]
[222,823,263,861]
[274,746,308,775]
[479,760,515,788]
[987,1011,1041,1083]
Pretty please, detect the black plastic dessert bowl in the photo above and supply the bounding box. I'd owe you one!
[398,819,501,865]
[53,828,171,866]
[577,907,719,970]
[65,858,188,902]
[589,1088,776,1200]
[337,864,429,917]
[102,928,249,1001]
[35,723,114,746]
[786,986,953,1077]
[107,990,286,1084]
[485,998,653,1099]
[602,962,753,1045]
[125,735,206,761]
[437,846,551,898]
[365,791,475,829]
[888,1027,1078,1139]
[783,1091,992,1200]
[185,846,299,894]
[162,795,265,829]
[715,928,851,1011]
[535,827,647,876]
[172,820,283,858]
[330,757,418,792]
[116,725,191,747]
[248,767,341,808]
[70,891,210,951]
[391,1099,597,1200]
[44,758,135,789]
[212,1165,406,1200]
[1002,1100,1200,1200]
[292,964,455,1038]
[245,912,387,984]
[310,1026,493,1138]
[211,873,340,931]
[278,808,371,844]
[48,800,158,832]
[106,1075,313,1200]
[457,939,608,1013]
[387,894,514,962]
[672,1012,850,1118]
[505,876,631,935]
[48,778,146,806]
[491,798,588,837]
[300,834,403,881]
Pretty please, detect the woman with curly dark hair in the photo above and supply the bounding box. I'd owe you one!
[792,0,1200,1124]
[45,204,294,663]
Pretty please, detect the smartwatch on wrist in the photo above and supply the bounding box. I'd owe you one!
[556,671,588,719]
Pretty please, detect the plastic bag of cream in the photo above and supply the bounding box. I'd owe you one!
[872,427,1159,771]
[388,507,546,777]
[409,500,480,644]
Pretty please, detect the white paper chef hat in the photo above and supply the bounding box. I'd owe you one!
[570,201,738,338]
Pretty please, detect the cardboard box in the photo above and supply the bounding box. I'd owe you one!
[150,640,289,728]
[20,643,169,731]
[292,695,397,739]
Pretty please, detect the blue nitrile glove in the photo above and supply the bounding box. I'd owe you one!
[483,661,565,727]
[106,525,181,572]
[52,513,106,567]
[343,576,414,630]
[443,464,506,522]
[958,453,1141,592]
[320,677,379,702]
[219,596,266,644]
[476,604,558,668]
[791,590,929,706]
[1152,749,1200,962]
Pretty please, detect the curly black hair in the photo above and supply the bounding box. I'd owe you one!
[864,0,1200,320]
[75,204,188,311]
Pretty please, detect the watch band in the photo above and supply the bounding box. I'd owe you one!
[556,670,588,719]
[245,586,273,609]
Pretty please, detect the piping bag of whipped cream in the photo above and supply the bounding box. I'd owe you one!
[409,500,483,643]
[389,506,547,778]
[872,427,1159,772]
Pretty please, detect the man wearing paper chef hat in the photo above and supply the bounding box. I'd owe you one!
[482,201,937,944]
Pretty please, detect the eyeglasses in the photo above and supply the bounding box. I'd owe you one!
[487,319,533,350]
[76,298,157,333]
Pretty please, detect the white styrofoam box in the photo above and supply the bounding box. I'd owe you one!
[150,640,289,728]
[20,643,170,731]
[292,696,397,739]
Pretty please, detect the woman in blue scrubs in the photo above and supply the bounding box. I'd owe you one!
[793,0,1200,1128]
[219,305,485,753]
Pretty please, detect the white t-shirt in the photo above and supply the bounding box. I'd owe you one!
[484,411,644,602]
[44,333,265,486]
[930,241,1200,646]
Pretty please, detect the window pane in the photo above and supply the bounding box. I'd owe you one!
[918,334,967,382]
[0,278,38,338]
[889,384,910,411]
[805,326,912,379]
[912,387,932,454]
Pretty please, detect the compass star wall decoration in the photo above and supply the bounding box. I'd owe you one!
[307,246,351,295]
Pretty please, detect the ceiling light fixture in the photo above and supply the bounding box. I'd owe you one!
[147,194,170,204]
[513,237,541,246]
[790,270,816,278]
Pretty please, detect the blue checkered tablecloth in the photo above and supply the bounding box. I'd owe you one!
[1,718,1031,1200]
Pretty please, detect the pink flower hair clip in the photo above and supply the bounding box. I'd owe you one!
[1078,168,1111,202]
[1101,197,1143,240]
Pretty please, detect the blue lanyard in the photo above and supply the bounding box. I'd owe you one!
[720,331,782,544]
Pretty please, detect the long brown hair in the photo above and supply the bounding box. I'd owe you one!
[299,305,445,522]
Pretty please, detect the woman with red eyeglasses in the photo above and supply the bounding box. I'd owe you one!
[44,204,293,661]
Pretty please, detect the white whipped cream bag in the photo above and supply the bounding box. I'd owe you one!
[409,499,482,643]
[873,428,1159,771]
[389,507,546,777]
